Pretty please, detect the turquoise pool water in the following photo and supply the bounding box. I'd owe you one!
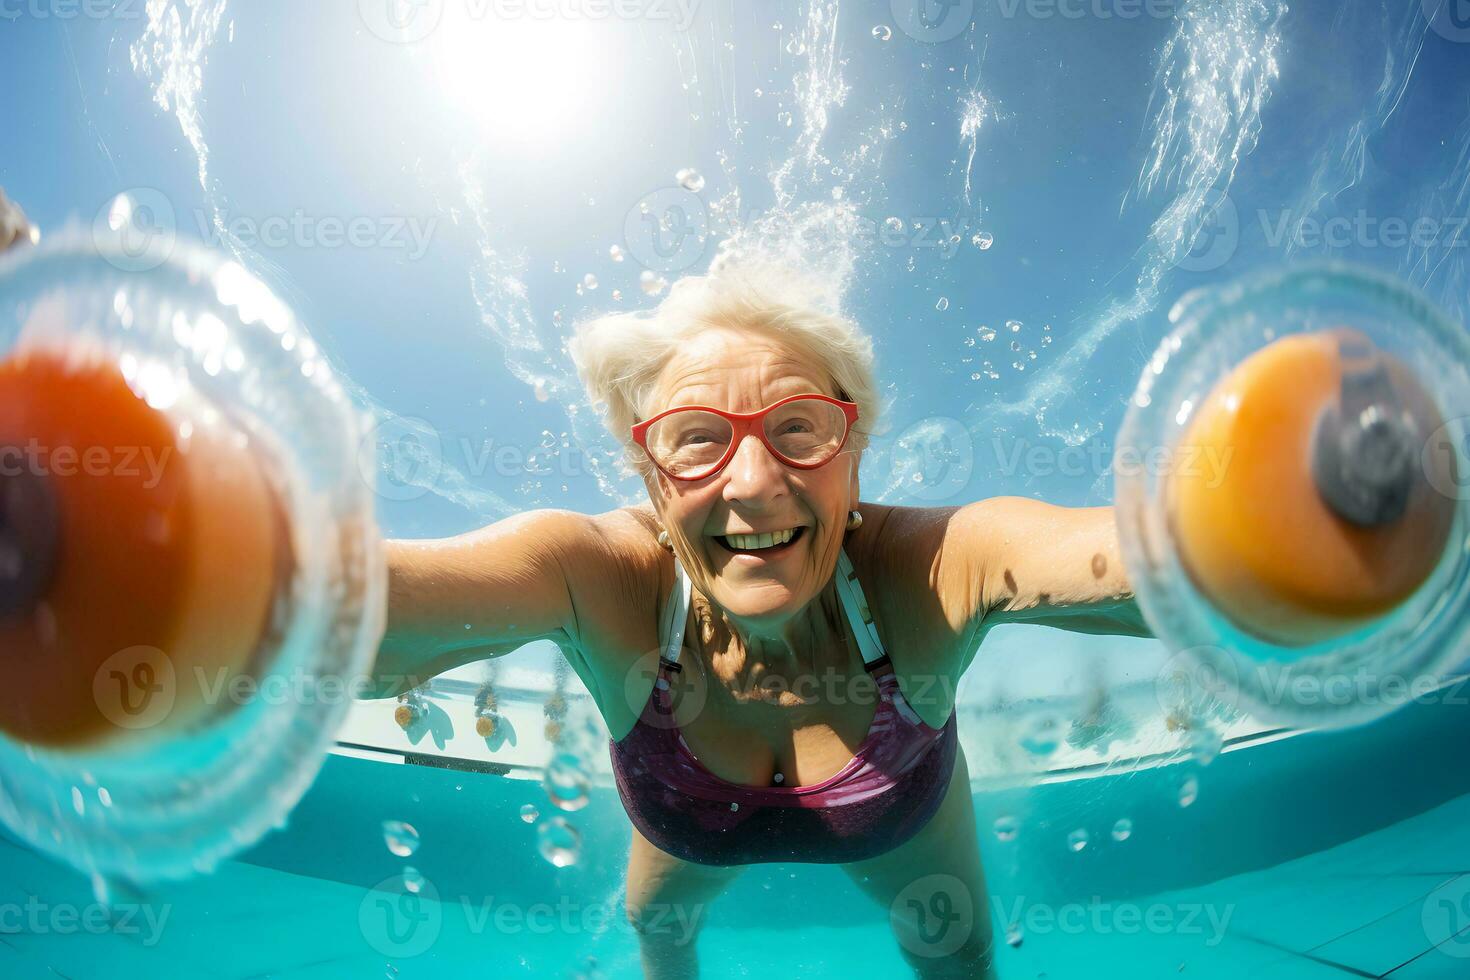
[3,0,1470,976]
[5,681,1470,977]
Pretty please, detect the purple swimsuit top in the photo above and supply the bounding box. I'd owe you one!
[608,548,958,866]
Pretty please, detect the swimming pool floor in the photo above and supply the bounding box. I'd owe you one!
[5,787,1470,979]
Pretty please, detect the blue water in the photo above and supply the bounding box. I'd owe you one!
[3,0,1470,976]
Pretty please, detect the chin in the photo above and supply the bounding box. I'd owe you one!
[711,579,803,624]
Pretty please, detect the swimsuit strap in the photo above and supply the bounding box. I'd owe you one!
[834,548,889,669]
[660,555,694,668]
[660,547,888,669]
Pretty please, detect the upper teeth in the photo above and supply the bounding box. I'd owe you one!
[725,528,796,550]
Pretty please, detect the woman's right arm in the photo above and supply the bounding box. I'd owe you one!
[365,506,663,699]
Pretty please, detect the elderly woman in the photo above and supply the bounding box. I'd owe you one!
[373,261,1149,979]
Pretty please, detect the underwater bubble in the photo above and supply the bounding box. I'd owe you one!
[534,379,549,403]
[935,297,949,312]
[383,821,420,858]
[1006,923,1024,948]
[543,752,591,812]
[1008,320,1022,333]
[1067,828,1089,852]
[520,804,540,824]
[978,326,996,342]
[1010,340,1021,352]
[993,815,1019,842]
[537,817,583,868]
[973,231,994,250]
[1190,725,1224,766]
[639,270,667,296]
[608,244,625,262]
[884,216,903,233]
[1042,335,1052,346]
[785,37,806,55]
[970,372,982,381]
[1179,775,1199,808]
[675,168,705,193]
[1112,818,1133,842]
[582,273,598,291]
[1019,713,1062,756]
[611,289,622,301]
[777,111,793,127]
[872,24,892,41]
[402,867,424,894]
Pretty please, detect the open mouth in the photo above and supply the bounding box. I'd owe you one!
[714,526,806,556]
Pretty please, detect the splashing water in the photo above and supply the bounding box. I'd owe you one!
[959,74,996,209]
[130,0,231,247]
[974,0,1286,444]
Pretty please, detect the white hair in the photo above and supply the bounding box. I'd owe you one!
[568,258,880,478]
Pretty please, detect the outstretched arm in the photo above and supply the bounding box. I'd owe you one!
[367,507,662,699]
[942,496,1151,665]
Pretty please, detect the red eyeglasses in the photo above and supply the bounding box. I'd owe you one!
[631,393,860,481]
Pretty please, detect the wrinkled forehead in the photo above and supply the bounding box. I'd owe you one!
[649,327,837,414]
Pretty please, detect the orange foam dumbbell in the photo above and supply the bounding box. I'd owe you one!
[0,347,289,748]
[1167,329,1456,646]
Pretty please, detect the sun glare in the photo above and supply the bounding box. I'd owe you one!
[427,11,612,147]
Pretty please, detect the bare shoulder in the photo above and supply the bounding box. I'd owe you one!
[842,502,988,693]
[555,503,673,738]
[560,503,670,651]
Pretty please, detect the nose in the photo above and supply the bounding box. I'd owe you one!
[721,432,788,506]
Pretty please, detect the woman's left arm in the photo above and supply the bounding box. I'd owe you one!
[942,495,1152,643]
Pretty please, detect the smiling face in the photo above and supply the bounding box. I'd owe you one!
[640,326,860,630]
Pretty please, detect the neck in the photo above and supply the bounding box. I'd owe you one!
[689,577,855,706]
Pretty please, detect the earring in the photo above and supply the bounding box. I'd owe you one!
[657,528,674,550]
[846,509,863,531]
